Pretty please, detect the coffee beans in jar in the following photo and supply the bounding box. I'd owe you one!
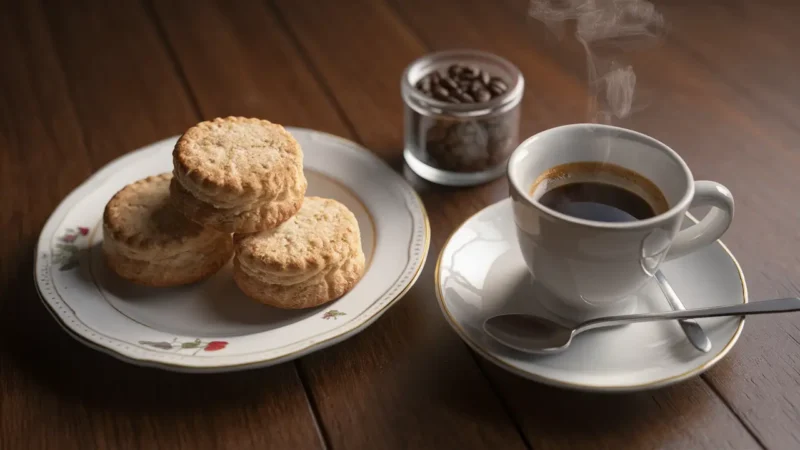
[414,64,508,105]
[402,50,523,186]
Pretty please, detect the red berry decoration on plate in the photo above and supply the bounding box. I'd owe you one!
[204,341,228,351]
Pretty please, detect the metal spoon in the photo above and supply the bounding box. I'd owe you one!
[655,271,712,353]
[484,297,800,355]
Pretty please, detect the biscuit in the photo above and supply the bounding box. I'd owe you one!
[233,197,366,309]
[171,117,307,232]
[169,177,305,234]
[102,174,234,287]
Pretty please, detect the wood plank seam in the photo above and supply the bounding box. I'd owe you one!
[32,4,96,171]
[295,359,333,450]
[264,0,363,145]
[471,360,535,450]
[701,373,768,449]
[141,0,204,128]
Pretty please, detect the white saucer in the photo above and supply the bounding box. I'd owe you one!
[35,128,429,372]
[436,199,746,392]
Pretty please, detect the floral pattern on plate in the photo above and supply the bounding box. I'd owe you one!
[139,338,228,355]
[323,310,346,320]
[53,226,90,271]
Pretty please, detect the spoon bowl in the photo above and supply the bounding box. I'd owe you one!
[484,315,576,354]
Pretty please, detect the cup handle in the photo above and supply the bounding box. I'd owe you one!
[665,181,734,261]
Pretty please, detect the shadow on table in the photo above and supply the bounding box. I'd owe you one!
[1,245,299,416]
[474,354,736,446]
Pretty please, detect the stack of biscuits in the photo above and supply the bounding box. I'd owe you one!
[102,117,366,309]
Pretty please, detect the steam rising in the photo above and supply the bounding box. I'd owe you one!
[529,0,665,122]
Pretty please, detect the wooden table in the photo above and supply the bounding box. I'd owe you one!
[2,1,799,448]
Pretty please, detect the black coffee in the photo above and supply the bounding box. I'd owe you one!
[531,162,668,223]
[538,181,655,222]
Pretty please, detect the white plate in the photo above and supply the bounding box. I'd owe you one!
[436,199,746,392]
[35,128,430,372]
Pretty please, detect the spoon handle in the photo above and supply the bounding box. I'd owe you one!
[655,271,712,352]
[579,297,800,331]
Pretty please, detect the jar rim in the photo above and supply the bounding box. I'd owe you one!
[401,49,524,117]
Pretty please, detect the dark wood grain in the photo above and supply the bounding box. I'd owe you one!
[272,0,423,157]
[148,0,351,135]
[0,5,97,446]
[480,364,763,450]
[661,0,800,131]
[0,1,323,449]
[3,0,800,448]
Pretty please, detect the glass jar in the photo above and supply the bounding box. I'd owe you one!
[401,49,524,186]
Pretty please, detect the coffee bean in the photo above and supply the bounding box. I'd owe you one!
[447,64,464,78]
[433,86,450,101]
[475,89,492,102]
[461,66,481,80]
[489,85,505,96]
[416,76,432,92]
[440,77,459,92]
[489,77,508,91]
[469,81,484,94]
[414,65,510,104]
[495,83,508,93]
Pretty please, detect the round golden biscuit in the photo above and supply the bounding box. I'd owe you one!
[171,117,307,232]
[102,174,234,287]
[233,197,366,309]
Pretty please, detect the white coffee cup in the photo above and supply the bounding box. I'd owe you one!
[508,124,734,321]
